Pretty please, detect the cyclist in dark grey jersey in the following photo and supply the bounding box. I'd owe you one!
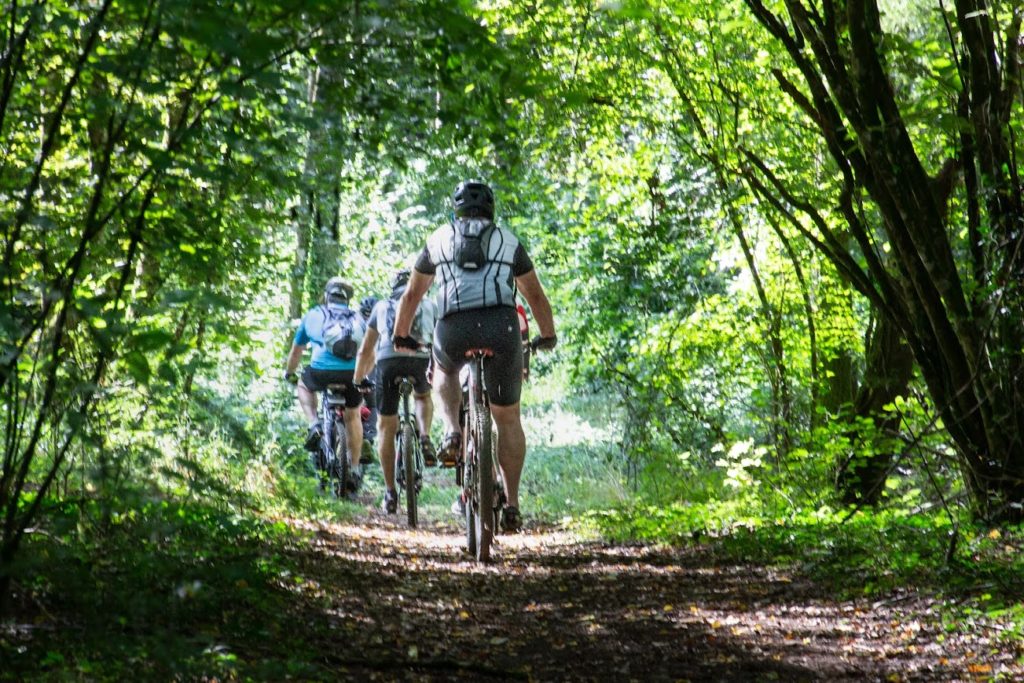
[354,268,438,514]
[392,180,556,533]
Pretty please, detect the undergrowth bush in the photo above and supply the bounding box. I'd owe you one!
[1,492,332,681]
[518,366,628,521]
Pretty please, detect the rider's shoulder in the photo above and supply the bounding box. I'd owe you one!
[494,224,522,242]
[427,223,451,241]
[305,303,329,316]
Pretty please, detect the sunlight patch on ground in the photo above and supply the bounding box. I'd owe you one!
[298,515,591,575]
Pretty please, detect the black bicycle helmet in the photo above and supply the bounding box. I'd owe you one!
[359,295,378,319]
[324,277,353,304]
[452,180,494,219]
[389,268,411,292]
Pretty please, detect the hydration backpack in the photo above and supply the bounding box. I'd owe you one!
[385,298,429,346]
[453,217,494,270]
[320,305,363,360]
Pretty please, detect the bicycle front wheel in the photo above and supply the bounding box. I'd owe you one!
[400,422,418,528]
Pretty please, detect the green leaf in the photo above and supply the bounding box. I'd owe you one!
[122,351,152,384]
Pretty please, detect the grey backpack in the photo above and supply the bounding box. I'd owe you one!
[320,305,364,359]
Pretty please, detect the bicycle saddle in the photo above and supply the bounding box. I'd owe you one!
[324,383,349,405]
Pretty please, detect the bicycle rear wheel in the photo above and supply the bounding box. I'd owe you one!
[467,363,495,562]
[473,407,495,561]
[400,422,418,527]
[330,419,349,499]
[464,430,477,556]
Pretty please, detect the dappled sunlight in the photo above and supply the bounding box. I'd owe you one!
[5,0,1024,679]
[270,515,1019,681]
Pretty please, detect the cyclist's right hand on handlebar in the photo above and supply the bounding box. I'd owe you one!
[284,370,299,385]
[357,378,374,393]
[393,335,420,352]
[530,335,557,352]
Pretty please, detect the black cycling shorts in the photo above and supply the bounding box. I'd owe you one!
[300,367,361,408]
[433,306,523,407]
[376,356,431,416]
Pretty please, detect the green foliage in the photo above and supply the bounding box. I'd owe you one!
[518,370,628,519]
[3,0,1023,673]
[0,494,338,680]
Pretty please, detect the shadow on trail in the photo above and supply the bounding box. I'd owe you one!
[3,495,1001,681]
[277,516,964,682]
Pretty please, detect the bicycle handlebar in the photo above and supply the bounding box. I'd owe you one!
[392,335,425,352]
[529,335,557,352]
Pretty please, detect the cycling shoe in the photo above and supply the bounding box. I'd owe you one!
[438,432,461,468]
[421,437,437,467]
[500,506,523,533]
[381,489,398,514]
[304,422,323,451]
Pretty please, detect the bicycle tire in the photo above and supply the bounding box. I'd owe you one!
[473,401,495,561]
[332,418,349,499]
[463,388,476,554]
[317,404,332,492]
[465,467,477,555]
[465,360,495,562]
[401,422,417,527]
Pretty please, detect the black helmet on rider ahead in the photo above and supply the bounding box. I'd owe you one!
[452,181,494,219]
[359,295,378,319]
[390,268,411,292]
[324,277,353,305]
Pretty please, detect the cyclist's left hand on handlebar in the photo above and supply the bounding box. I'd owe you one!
[357,378,374,393]
[284,370,299,385]
[530,334,558,352]
[393,335,420,352]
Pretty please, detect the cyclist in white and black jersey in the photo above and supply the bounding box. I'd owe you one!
[392,180,556,533]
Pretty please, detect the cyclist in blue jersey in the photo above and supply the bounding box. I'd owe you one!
[284,277,366,490]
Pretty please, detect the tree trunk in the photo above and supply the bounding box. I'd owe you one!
[837,313,915,505]
[744,0,1024,522]
[288,204,307,319]
[732,216,793,454]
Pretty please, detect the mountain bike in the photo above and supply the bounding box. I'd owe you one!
[458,349,506,562]
[395,375,425,527]
[316,383,352,498]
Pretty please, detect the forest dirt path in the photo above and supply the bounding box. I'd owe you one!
[286,507,1016,682]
